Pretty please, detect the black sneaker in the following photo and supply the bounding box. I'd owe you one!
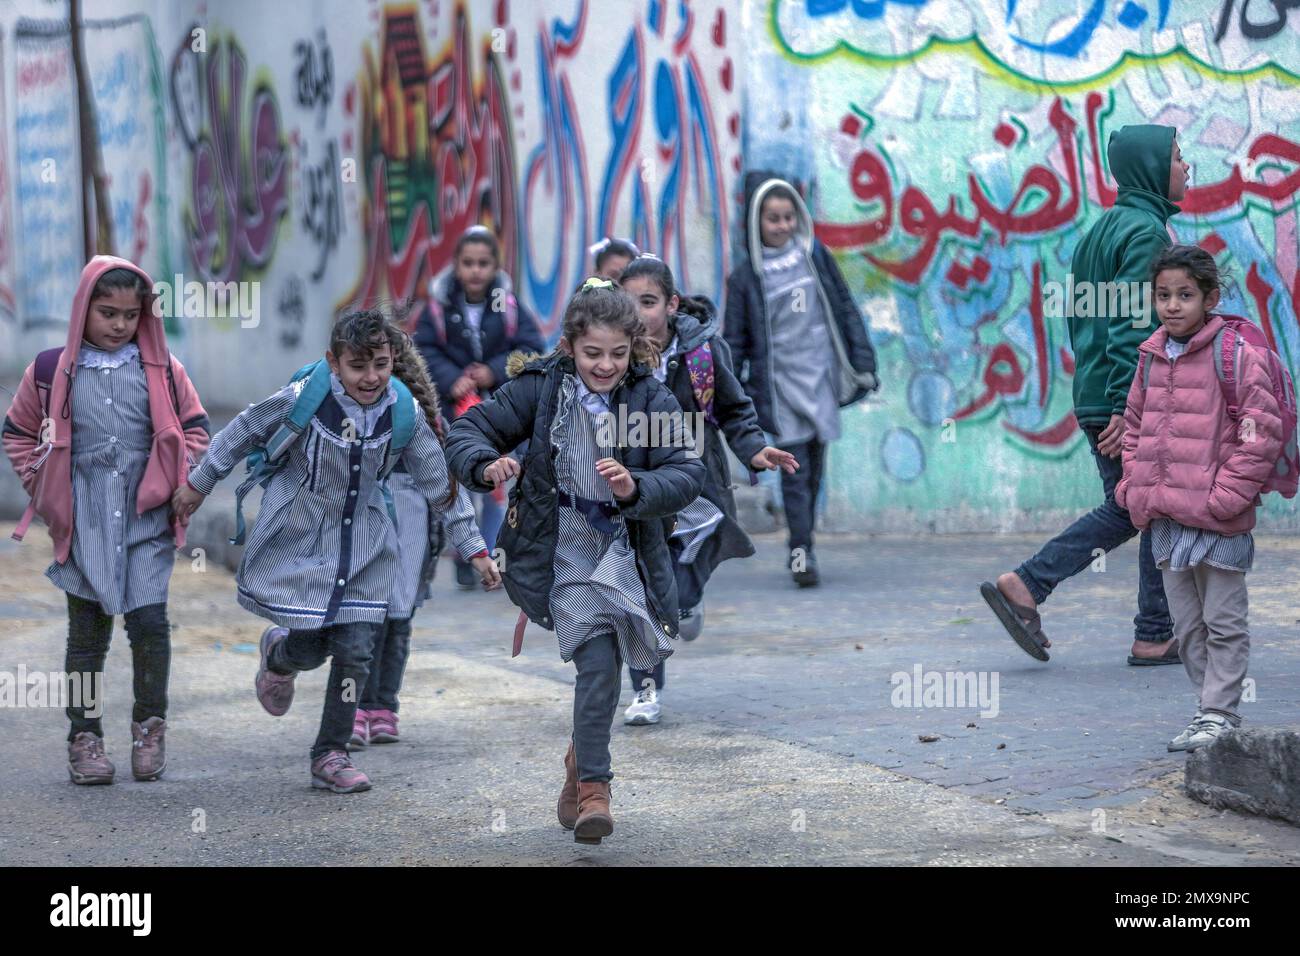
[789,548,819,588]
[455,560,478,590]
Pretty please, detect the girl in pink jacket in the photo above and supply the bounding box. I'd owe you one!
[3,257,210,786]
[1116,246,1282,753]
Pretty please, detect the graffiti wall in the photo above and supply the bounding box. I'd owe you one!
[755,0,1300,530]
[1,0,741,410]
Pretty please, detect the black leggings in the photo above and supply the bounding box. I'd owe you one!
[64,594,170,741]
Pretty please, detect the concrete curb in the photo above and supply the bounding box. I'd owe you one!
[1185,727,1300,826]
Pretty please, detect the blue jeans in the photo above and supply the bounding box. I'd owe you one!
[455,492,505,568]
[1014,425,1173,643]
[271,622,379,759]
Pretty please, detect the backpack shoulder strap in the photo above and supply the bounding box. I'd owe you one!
[265,360,331,462]
[1213,326,1242,418]
[380,378,416,479]
[32,347,64,416]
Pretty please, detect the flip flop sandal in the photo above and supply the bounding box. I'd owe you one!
[1127,642,1181,666]
[980,581,1050,662]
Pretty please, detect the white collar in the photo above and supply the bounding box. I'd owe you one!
[78,341,140,369]
[329,373,398,436]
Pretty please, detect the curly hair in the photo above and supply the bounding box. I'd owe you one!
[329,309,456,505]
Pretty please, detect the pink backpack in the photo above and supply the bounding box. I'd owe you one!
[1141,314,1298,498]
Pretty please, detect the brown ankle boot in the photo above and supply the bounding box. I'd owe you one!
[574,781,614,844]
[557,742,579,830]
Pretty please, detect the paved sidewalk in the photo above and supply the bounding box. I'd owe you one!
[1,523,1298,865]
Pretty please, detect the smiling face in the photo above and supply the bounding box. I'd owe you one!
[1154,268,1218,339]
[1168,137,1189,202]
[327,341,394,406]
[759,195,798,248]
[620,274,677,348]
[563,324,632,393]
[454,240,497,303]
[84,287,144,351]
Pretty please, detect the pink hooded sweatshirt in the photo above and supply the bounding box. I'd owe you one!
[3,256,210,562]
[1116,314,1282,535]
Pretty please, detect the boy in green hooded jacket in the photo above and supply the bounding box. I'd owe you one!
[982,125,1189,666]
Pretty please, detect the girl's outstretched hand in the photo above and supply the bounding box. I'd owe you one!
[171,483,206,523]
[483,456,520,488]
[472,553,503,590]
[596,457,636,501]
[751,446,799,474]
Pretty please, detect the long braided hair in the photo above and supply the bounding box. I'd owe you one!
[329,309,456,506]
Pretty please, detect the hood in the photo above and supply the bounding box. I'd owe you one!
[744,174,813,272]
[1108,125,1181,221]
[430,262,514,306]
[65,255,168,369]
[670,295,719,352]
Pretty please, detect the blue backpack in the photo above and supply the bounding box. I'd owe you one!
[230,359,416,545]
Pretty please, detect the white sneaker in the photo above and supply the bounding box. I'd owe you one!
[623,687,661,725]
[1166,712,1204,752]
[1184,712,1232,751]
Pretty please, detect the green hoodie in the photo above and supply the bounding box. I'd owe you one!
[1066,124,1180,427]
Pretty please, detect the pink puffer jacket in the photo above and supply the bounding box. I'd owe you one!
[1116,314,1282,534]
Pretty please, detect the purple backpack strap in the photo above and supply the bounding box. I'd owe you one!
[32,347,64,416]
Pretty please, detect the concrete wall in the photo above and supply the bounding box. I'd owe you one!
[3,0,1299,533]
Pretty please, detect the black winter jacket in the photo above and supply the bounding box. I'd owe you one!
[446,353,706,636]
[723,175,878,436]
[413,266,545,410]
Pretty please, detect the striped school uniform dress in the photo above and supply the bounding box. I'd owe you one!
[46,343,174,614]
[386,472,484,619]
[549,374,671,671]
[189,375,457,630]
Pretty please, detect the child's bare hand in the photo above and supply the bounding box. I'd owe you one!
[596,458,636,501]
[483,456,520,488]
[171,484,205,521]
[467,363,495,388]
[472,553,503,590]
[450,375,476,400]
[751,446,799,474]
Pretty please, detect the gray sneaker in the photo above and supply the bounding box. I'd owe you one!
[1184,713,1232,751]
[678,604,704,642]
[131,717,167,781]
[1166,712,1204,752]
[68,732,115,785]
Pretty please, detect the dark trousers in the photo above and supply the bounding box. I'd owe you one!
[779,437,827,552]
[65,594,169,741]
[572,631,623,783]
[270,621,379,759]
[360,617,411,713]
[1015,425,1173,643]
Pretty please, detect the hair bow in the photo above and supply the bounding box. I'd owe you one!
[581,276,616,291]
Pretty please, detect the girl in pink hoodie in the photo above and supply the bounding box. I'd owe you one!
[1116,246,1282,753]
[3,257,209,786]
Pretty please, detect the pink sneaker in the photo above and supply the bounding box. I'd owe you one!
[68,732,115,785]
[348,709,370,751]
[255,626,297,716]
[310,750,372,793]
[130,717,167,781]
[368,709,399,743]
